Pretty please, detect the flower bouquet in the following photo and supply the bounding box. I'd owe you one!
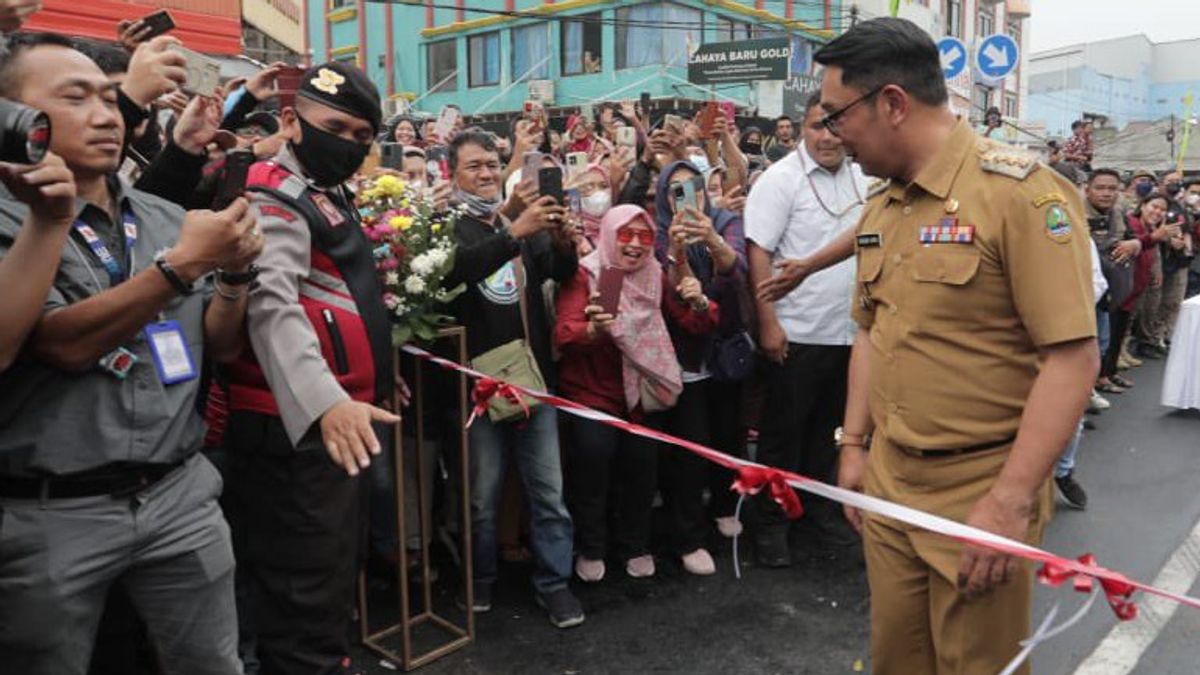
[358,174,465,345]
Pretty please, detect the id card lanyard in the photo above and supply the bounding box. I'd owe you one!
[72,208,138,286]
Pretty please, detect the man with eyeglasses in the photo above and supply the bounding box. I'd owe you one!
[441,128,584,628]
[818,18,1098,675]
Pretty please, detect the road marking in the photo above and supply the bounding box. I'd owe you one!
[1073,516,1200,675]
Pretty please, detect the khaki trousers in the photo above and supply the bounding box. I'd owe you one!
[863,436,1053,675]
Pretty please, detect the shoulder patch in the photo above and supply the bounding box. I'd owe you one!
[978,139,1038,180]
[1044,204,1073,243]
[866,178,890,200]
[1032,192,1067,208]
[257,204,298,223]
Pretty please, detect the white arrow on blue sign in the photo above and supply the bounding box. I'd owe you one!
[938,36,967,80]
[975,33,1019,82]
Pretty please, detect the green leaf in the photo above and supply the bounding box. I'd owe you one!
[391,324,414,347]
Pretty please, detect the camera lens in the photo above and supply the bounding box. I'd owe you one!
[0,99,52,165]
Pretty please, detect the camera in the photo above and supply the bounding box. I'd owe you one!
[0,98,51,164]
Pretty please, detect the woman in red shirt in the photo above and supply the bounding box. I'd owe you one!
[555,205,718,582]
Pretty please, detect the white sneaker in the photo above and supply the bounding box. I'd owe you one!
[715,516,744,538]
[574,557,605,583]
[1089,390,1111,411]
[681,548,716,576]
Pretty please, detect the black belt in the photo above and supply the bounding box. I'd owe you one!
[901,436,1016,458]
[0,462,184,500]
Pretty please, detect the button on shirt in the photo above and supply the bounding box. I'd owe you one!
[851,120,1096,450]
[745,142,867,346]
[0,179,206,477]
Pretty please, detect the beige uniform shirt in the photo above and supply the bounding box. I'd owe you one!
[852,120,1096,451]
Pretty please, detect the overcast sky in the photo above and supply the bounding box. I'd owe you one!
[1029,0,1198,53]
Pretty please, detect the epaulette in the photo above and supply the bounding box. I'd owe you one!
[866,178,890,200]
[977,138,1038,180]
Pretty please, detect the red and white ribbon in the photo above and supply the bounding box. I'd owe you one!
[402,344,1200,620]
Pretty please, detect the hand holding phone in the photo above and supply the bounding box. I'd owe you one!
[597,266,624,316]
[433,107,460,142]
[212,150,254,211]
[170,45,222,98]
[538,166,564,205]
[616,127,637,148]
[275,65,306,111]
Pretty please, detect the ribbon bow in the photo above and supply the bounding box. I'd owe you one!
[732,466,804,519]
[1038,554,1138,621]
[465,378,529,428]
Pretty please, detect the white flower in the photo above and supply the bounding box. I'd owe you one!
[426,249,449,267]
[410,253,436,277]
[404,275,427,294]
[385,271,400,287]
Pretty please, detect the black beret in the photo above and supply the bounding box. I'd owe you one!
[297,61,382,134]
[240,111,280,135]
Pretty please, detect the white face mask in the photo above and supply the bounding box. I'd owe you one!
[1186,193,1200,208]
[688,153,711,173]
[582,190,612,217]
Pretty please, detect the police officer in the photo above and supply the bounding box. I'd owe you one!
[221,62,399,674]
[816,19,1099,675]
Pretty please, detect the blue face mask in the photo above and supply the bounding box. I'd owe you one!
[1136,182,1153,198]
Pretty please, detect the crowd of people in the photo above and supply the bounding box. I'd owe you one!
[0,7,1197,675]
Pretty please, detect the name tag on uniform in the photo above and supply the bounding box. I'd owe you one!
[919,219,975,244]
[144,321,198,385]
[857,233,882,248]
[311,193,346,227]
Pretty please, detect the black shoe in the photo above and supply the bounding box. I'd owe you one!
[535,588,585,629]
[456,581,492,613]
[809,511,862,547]
[1137,344,1164,359]
[754,529,792,568]
[1055,472,1088,510]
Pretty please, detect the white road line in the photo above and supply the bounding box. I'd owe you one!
[1073,516,1200,675]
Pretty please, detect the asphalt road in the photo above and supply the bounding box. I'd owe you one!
[355,358,1200,675]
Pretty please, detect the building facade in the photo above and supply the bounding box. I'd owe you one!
[1028,35,1200,137]
[305,0,847,117]
[25,0,243,54]
[853,0,1031,131]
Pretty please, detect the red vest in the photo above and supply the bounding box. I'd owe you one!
[224,161,393,419]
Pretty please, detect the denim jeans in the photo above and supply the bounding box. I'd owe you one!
[1055,418,1085,479]
[469,404,573,594]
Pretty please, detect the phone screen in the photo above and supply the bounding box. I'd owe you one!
[434,107,460,141]
[213,151,254,210]
[538,166,564,204]
[379,142,403,170]
[426,146,450,181]
[566,188,582,215]
[597,266,624,316]
[139,10,176,40]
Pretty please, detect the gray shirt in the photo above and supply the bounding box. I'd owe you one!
[0,177,207,477]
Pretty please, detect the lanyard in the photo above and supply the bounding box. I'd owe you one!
[73,208,138,285]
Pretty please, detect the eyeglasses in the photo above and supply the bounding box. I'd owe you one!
[616,227,654,246]
[819,85,885,137]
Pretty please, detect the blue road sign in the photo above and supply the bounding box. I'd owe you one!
[938,36,967,80]
[975,33,1019,83]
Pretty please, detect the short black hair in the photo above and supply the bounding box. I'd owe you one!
[1184,178,1200,190]
[72,38,130,75]
[1088,168,1121,184]
[803,92,823,117]
[448,127,497,172]
[1071,120,1083,131]
[0,32,77,97]
[775,115,792,124]
[813,17,947,106]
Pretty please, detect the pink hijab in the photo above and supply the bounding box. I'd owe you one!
[580,205,683,412]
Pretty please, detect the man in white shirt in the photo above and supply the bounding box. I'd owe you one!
[745,93,868,566]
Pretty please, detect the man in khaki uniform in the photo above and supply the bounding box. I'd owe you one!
[814,19,1100,675]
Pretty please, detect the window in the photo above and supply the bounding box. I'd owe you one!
[468,31,500,87]
[1006,19,1021,45]
[945,0,962,37]
[512,23,550,80]
[616,3,701,70]
[976,5,993,37]
[715,17,752,42]
[426,40,457,93]
[329,0,351,9]
[1004,93,1018,118]
[973,84,991,119]
[562,12,603,76]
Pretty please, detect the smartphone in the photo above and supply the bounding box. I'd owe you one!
[538,166,564,205]
[616,126,637,148]
[379,142,403,170]
[565,188,582,215]
[581,102,595,123]
[718,101,736,126]
[212,150,254,210]
[565,152,588,179]
[597,266,624,316]
[275,65,306,111]
[426,146,450,182]
[139,9,176,40]
[522,151,542,182]
[698,101,719,138]
[433,106,460,141]
[640,92,652,117]
[664,114,684,134]
[523,99,543,119]
[170,45,222,98]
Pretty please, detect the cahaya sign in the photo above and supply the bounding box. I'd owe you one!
[687,38,791,85]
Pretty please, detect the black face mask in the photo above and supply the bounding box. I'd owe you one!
[740,140,762,155]
[291,115,371,187]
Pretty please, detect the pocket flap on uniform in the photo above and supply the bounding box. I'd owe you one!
[912,248,980,285]
[856,248,884,283]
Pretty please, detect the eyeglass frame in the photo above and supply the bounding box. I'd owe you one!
[615,225,655,246]
[819,85,886,137]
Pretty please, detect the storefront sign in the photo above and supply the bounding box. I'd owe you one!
[688,38,791,85]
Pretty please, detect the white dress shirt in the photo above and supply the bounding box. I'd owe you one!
[745,142,867,346]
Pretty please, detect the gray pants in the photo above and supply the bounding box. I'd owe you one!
[0,453,240,675]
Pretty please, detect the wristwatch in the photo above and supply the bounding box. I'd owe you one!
[154,252,196,296]
[834,426,871,449]
[217,265,261,287]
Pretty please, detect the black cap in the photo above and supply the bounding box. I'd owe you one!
[296,61,382,134]
[239,111,280,136]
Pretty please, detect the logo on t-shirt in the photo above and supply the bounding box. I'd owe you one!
[478,260,520,305]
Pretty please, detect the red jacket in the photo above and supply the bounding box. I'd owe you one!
[554,268,719,417]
